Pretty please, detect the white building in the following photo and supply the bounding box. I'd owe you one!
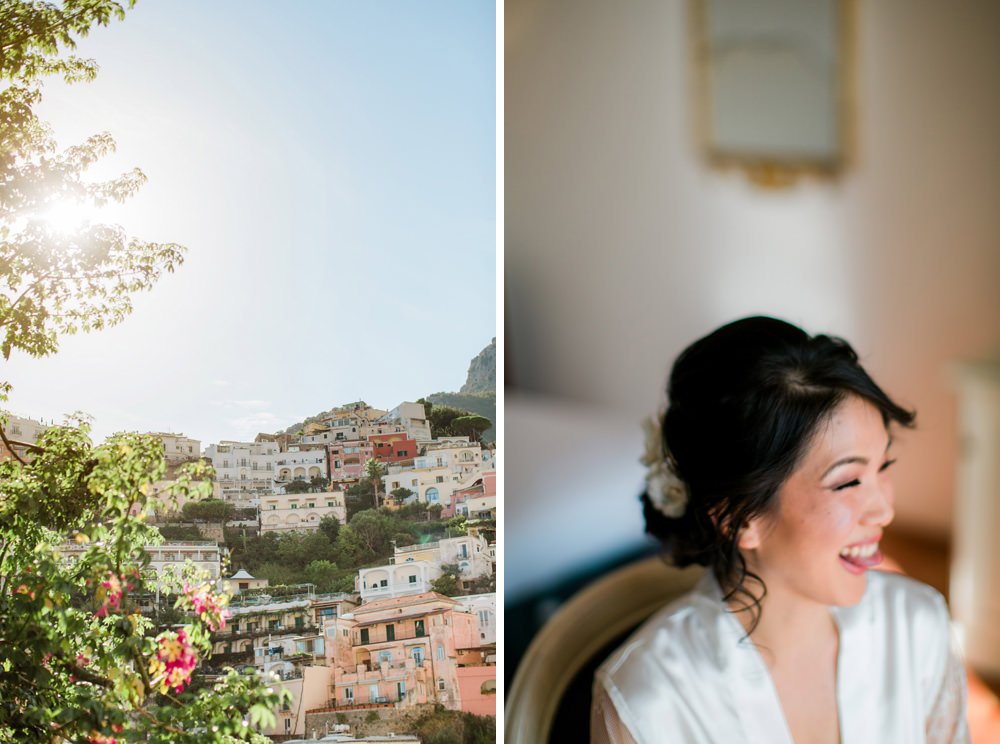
[356,534,492,603]
[357,559,442,602]
[260,490,347,534]
[60,540,224,591]
[453,593,496,645]
[378,402,432,442]
[419,437,486,479]
[149,432,201,463]
[382,465,481,508]
[205,440,278,508]
[274,445,328,484]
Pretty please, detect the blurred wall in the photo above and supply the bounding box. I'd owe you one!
[506,0,1000,536]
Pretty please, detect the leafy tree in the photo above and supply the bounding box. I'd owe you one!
[424,404,473,439]
[275,530,335,571]
[181,498,234,523]
[345,478,375,522]
[318,514,340,544]
[364,457,385,509]
[446,516,468,536]
[431,572,460,597]
[0,2,184,362]
[428,503,444,520]
[309,475,329,492]
[283,479,311,494]
[390,486,414,505]
[450,415,492,443]
[0,3,289,738]
[467,573,497,595]
[303,560,339,593]
[157,523,203,541]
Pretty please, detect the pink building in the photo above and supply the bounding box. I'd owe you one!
[327,439,374,483]
[319,592,495,714]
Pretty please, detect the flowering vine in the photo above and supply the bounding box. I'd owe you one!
[148,628,197,695]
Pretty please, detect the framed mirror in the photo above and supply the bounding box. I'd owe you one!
[692,0,854,184]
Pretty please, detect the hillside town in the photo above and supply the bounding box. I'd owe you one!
[1,394,497,742]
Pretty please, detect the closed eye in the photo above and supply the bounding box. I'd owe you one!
[833,459,897,491]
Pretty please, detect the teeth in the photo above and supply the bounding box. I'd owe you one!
[839,542,879,559]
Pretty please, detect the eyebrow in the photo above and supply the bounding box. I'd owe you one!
[821,436,894,479]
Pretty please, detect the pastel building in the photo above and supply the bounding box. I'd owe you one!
[148,432,201,463]
[327,439,374,483]
[357,560,442,602]
[453,593,497,646]
[377,402,432,442]
[421,438,486,480]
[205,440,278,508]
[0,412,48,462]
[382,465,480,508]
[60,540,224,592]
[368,432,419,467]
[395,534,492,582]
[224,569,269,594]
[320,404,388,442]
[274,444,328,484]
[260,490,347,534]
[451,471,497,521]
[322,592,492,713]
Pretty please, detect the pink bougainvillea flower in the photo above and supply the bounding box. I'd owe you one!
[94,572,127,617]
[183,582,230,631]
[148,628,197,694]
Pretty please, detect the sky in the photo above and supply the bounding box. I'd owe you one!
[3,1,496,446]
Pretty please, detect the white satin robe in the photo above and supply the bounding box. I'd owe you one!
[592,569,969,743]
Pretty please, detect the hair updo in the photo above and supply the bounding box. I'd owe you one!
[642,316,915,628]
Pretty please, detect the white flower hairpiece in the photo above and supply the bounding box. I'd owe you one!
[641,415,689,518]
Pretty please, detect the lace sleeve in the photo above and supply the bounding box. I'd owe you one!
[925,627,971,744]
[591,675,641,744]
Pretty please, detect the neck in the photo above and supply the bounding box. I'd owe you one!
[727,581,839,667]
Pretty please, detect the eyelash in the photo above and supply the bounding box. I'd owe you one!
[833,459,897,491]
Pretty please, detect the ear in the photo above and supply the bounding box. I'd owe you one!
[737,516,764,551]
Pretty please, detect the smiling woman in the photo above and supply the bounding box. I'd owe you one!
[591,316,970,744]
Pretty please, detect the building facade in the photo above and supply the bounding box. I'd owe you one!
[377,402,432,443]
[0,412,48,462]
[260,490,347,534]
[274,444,328,484]
[205,440,277,508]
[149,432,201,463]
[323,592,487,713]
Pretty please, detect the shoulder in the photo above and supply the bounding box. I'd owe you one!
[846,570,954,699]
[860,570,950,635]
[595,586,727,738]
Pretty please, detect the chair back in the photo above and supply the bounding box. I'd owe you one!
[505,556,704,742]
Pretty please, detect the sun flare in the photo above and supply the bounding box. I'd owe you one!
[35,199,94,235]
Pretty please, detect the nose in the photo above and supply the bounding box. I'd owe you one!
[862,476,895,527]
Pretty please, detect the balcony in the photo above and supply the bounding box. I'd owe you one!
[209,649,254,666]
[308,694,403,713]
[353,630,427,647]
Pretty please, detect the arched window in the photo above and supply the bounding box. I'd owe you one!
[480,679,496,694]
[425,487,439,503]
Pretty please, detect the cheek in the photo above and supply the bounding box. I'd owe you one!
[800,500,857,543]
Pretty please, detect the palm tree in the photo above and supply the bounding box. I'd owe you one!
[364,457,386,509]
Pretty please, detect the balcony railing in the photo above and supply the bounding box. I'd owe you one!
[354,630,427,647]
[308,694,403,713]
[209,649,254,666]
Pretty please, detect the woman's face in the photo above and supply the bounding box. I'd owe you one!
[740,394,897,609]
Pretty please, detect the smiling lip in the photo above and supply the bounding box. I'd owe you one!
[839,539,883,575]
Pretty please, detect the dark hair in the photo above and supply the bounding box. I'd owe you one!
[642,316,915,632]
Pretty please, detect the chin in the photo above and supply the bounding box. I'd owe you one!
[831,572,868,607]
